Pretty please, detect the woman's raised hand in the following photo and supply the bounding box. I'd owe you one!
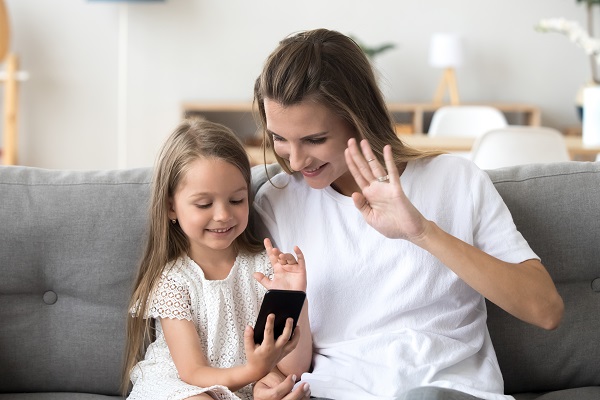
[344,138,430,242]
[254,239,307,292]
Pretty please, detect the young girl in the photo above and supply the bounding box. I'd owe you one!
[122,118,311,400]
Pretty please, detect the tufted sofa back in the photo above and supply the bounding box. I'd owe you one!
[0,167,151,396]
[485,162,600,395]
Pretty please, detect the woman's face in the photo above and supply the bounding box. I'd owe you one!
[264,98,359,195]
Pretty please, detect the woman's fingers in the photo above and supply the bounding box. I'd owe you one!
[345,141,370,189]
[346,138,392,188]
[383,144,400,184]
[359,139,388,183]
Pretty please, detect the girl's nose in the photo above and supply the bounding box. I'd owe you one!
[213,203,232,221]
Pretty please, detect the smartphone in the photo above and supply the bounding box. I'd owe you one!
[253,289,306,344]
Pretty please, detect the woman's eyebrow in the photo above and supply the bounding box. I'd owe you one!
[268,129,329,139]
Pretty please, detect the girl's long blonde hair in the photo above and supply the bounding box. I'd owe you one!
[254,28,443,174]
[121,118,262,394]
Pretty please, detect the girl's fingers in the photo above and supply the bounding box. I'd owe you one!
[279,253,298,265]
[253,272,273,289]
[262,313,276,344]
[293,246,304,263]
[264,238,273,253]
[276,317,295,345]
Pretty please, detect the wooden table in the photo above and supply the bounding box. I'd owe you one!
[398,134,600,161]
[245,134,600,165]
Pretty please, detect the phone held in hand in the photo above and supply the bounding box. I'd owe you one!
[253,289,306,344]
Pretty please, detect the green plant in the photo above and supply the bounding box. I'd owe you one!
[349,35,396,60]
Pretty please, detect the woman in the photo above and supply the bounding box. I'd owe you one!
[251,28,563,400]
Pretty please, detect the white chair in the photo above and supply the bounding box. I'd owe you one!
[470,126,570,169]
[428,105,508,137]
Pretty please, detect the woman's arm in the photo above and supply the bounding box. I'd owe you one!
[162,316,299,391]
[344,138,564,330]
[413,223,563,329]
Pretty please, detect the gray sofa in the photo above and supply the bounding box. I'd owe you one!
[0,161,599,399]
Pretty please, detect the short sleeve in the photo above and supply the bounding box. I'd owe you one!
[146,272,193,321]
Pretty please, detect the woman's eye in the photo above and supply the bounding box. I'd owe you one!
[307,138,326,145]
[272,134,285,142]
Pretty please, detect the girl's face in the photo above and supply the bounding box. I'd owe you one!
[264,98,359,196]
[168,157,249,263]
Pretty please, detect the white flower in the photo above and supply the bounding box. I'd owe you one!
[536,18,600,60]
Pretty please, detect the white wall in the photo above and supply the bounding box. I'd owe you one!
[3,0,592,169]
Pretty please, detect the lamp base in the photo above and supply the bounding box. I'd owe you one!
[433,68,460,105]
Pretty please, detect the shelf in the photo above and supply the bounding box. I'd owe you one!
[182,101,542,141]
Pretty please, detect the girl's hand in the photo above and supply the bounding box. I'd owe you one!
[344,138,430,242]
[244,315,301,381]
[255,238,307,292]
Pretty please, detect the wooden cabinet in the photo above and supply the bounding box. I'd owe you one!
[182,101,541,142]
[387,103,541,134]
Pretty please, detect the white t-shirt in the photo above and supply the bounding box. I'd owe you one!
[253,155,538,400]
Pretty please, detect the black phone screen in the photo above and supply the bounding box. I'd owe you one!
[253,289,306,344]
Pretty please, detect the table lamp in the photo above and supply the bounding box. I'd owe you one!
[429,33,463,105]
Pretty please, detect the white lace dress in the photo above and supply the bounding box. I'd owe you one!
[127,251,272,400]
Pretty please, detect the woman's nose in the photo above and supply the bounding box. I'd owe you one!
[288,145,309,171]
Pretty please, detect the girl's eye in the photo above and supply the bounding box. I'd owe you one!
[196,204,211,209]
[230,199,245,205]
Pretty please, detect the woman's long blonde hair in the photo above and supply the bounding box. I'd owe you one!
[254,28,442,174]
[121,118,263,394]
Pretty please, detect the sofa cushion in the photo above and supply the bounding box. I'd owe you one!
[486,162,600,395]
[0,166,152,395]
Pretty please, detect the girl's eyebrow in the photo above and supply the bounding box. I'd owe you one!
[188,187,248,199]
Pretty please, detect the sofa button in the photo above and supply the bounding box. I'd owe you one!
[592,278,600,292]
[43,290,58,305]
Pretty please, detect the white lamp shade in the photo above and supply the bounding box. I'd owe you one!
[429,33,463,68]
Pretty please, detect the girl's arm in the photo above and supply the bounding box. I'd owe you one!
[344,138,564,330]
[255,239,312,378]
[161,315,299,391]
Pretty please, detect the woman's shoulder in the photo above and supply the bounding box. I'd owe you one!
[254,169,306,201]
[409,154,486,181]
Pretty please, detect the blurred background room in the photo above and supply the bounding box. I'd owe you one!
[0,0,598,169]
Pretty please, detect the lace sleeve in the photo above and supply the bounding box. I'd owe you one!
[145,271,193,321]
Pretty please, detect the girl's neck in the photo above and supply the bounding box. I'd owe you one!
[189,246,237,281]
